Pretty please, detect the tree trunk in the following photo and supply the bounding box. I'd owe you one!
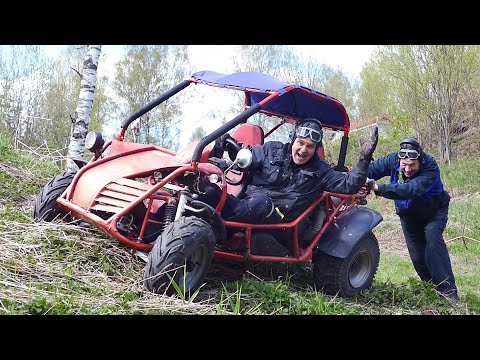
[66,45,102,171]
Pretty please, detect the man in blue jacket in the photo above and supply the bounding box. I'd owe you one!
[366,138,458,303]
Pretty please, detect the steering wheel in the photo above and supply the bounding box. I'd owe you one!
[224,137,249,186]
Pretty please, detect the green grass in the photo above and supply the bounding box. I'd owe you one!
[376,254,415,284]
[216,275,361,315]
[0,134,61,207]
[0,134,61,178]
[441,156,480,196]
[447,200,480,235]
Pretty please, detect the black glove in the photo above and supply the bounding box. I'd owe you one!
[360,126,378,161]
[209,141,224,158]
[219,133,234,148]
[221,133,241,161]
[211,133,233,157]
[210,133,238,160]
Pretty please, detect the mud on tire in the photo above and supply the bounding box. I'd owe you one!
[33,172,76,222]
[144,216,216,297]
[313,231,379,298]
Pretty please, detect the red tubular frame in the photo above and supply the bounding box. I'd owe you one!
[55,73,368,264]
[213,190,368,263]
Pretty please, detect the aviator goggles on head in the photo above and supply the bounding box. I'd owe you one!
[296,126,322,143]
[398,149,420,160]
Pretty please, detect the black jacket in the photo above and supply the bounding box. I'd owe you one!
[246,141,370,221]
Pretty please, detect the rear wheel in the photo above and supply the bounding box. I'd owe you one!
[313,231,379,298]
[144,216,215,297]
[33,172,75,222]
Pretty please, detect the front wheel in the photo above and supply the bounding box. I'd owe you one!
[144,216,215,297]
[313,231,379,298]
[33,172,76,222]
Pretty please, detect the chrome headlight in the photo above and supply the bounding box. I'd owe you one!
[85,131,105,153]
[208,174,220,183]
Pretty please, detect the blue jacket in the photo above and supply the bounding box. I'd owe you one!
[247,141,370,221]
[367,152,449,218]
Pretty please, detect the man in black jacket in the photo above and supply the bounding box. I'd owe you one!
[366,138,459,304]
[202,118,378,224]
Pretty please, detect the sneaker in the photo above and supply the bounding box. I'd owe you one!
[436,289,460,304]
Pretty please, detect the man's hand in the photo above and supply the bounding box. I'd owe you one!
[219,133,234,148]
[360,126,378,161]
[365,178,377,192]
[210,133,239,160]
[213,133,234,151]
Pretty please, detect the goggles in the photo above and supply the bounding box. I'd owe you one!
[296,126,322,143]
[398,149,420,160]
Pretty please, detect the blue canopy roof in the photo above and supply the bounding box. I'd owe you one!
[191,70,350,130]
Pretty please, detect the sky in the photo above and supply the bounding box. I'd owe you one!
[41,45,376,147]
[188,45,375,77]
[43,45,375,79]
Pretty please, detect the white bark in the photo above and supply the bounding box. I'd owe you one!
[66,45,102,171]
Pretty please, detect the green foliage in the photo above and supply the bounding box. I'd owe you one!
[357,49,398,121]
[0,133,14,158]
[111,45,190,150]
[0,46,53,146]
[360,45,480,163]
[28,296,50,314]
[189,126,207,143]
[362,278,457,314]
[218,276,360,315]
[216,283,253,315]
[385,111,414,143]
[441,157,480,196]
[324,69,357,118]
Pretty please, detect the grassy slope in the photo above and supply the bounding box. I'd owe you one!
[1,134,479,315]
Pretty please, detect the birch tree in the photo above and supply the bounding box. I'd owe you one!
[31,46,111,156]
[66,45,101,172]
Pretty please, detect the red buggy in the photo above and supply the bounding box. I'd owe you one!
[34,70,383,298]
